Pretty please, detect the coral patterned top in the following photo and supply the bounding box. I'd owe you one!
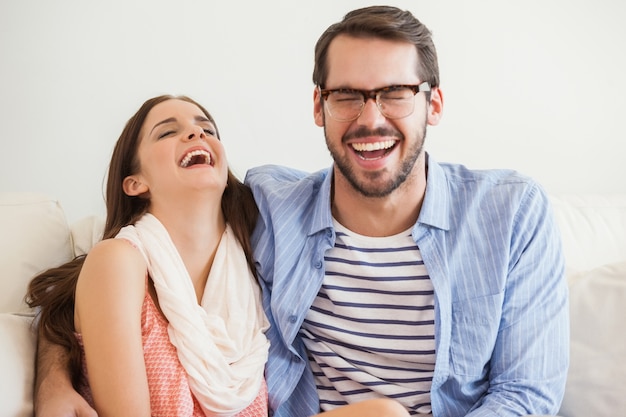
[76,283,268,417]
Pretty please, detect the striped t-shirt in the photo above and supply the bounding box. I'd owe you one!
[300,220,435,415]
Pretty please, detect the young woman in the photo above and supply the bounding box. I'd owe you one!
[27,95,409,417]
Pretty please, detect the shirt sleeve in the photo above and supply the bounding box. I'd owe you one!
[467,183,569,416]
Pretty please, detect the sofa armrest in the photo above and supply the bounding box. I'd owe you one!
[0,312,36,417]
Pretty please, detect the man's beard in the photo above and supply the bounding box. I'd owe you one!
[325,121,427,198]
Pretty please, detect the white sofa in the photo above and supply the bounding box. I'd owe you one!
[1,192,625,417]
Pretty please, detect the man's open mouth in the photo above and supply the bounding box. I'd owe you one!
[351,140,396,160]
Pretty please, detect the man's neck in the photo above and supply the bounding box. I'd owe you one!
[331,166,426,238]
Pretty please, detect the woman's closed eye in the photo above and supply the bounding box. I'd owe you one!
[158,130,176,139]
[156,125,215,140]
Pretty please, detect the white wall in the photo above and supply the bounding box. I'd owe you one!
[1,0,625,222]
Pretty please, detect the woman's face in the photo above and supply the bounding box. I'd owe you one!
[123,99,229,203]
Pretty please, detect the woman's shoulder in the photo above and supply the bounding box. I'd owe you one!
[79,238,147,287]
[75,238,148,332]
[88,237,144,262]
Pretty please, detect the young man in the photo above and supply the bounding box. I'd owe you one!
[245,5,567,417]
[35,5,568,417]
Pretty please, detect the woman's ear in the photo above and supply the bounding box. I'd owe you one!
[123,175,149,196]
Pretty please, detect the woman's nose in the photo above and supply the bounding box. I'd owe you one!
[186,126,206,141]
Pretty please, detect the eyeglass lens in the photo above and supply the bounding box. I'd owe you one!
[326,86,418,121]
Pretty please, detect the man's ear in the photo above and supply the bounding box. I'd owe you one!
[123,175,149,196]
[313,87,324,127]
[427,87,444,126]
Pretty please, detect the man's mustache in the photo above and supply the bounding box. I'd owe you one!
[343,126,403,141]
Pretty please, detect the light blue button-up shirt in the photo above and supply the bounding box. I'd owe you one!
[245,155,568,417]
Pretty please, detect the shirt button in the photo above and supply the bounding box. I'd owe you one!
[289,315,297,323]
[314,260,322,269]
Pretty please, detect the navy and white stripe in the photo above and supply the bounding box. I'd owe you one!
[301,220,434,415]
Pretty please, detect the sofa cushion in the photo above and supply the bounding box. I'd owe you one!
[0,193,74,313]
[559,261,626,416]
[71,215,105,257]
[0,313,36,417]
[550,194,626,272]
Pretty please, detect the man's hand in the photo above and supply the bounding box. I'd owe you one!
[35,388,97,417]
[35,337,97,417]
[313,399,409,417]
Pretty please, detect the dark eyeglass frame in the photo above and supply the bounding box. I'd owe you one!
[318,81,431,121]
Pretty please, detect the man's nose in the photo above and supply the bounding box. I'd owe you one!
[357,96,386,124]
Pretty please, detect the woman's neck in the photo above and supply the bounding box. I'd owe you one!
[148,194,226,302]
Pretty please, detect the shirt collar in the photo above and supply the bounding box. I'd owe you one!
[418,154,451,231]
[307,166,335,236]
[309,154,452,236]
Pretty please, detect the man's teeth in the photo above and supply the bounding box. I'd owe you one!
[351,140,395,152]
[180,150,211,167]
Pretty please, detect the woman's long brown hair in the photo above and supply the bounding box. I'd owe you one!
[25,95,258,386]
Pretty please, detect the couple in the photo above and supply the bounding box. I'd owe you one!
[28,5,569,417]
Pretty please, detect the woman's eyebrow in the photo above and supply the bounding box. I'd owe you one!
[195,115,211,124]
[149,115,212,135]
[150,117,176,135]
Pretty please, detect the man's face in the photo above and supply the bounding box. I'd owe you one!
[313,35,442,198]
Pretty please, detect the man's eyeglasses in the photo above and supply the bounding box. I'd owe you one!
[319,82,431,122]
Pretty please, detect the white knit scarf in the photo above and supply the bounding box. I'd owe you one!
[115,213,269,416]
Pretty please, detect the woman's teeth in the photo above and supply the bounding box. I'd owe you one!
[180,150,211,167]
